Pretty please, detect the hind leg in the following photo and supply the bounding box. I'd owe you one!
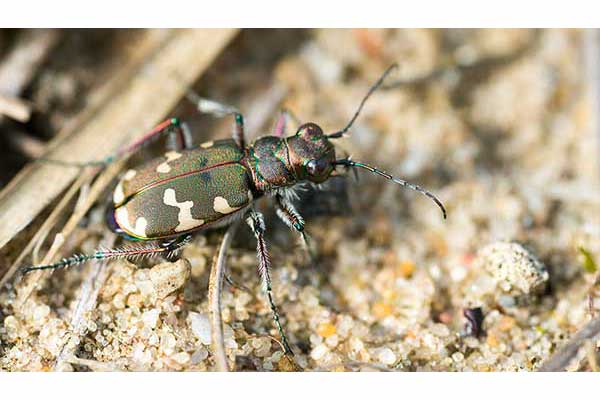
[39,118,193,168]
[21,234,192,274]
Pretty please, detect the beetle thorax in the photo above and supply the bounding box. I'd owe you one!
[246,123,336,193]
[245,136,295,193]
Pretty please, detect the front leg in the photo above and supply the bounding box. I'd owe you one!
[275,194,313,258]
[245,209,293,355]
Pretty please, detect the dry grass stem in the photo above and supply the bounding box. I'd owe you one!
[208,223,239,372]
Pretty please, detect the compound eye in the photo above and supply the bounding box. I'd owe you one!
[306,158,328,176]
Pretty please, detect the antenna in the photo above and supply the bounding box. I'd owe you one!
[328,64,398,139]
[334,158,447,219]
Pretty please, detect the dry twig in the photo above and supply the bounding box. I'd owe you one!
[54,234,116,371]
[208,223,239,372]
[0,29,59,97]
[538,317,600,371]
[0,29,59,125]
[0,94,32,122]
[0,29,238,282]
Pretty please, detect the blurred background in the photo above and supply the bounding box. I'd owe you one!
[0,29,598,371]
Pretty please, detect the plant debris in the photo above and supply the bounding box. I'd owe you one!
[0,29,599,371]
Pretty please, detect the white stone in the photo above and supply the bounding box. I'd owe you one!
[310,344,329,360]
[172,352,191,365]
[149,259,190,299]
[160,332,176,355]
[223,324,238,349]
[188,312,211,345]
[376,347,396,365]
[325,334,339,348]
[33,305,50,322]
[191,348,209,364]
[142,309,160,329]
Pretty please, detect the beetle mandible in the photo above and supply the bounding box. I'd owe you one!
[22,64,446,355]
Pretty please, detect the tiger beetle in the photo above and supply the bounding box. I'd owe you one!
[22,64,446,356]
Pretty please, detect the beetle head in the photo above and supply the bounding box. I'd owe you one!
[286,122,336,183]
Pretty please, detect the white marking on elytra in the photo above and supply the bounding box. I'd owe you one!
[113,169,138,204]
[156,151,182,174]
[134,217,148,237]
[247,190,253,201]
[163,188,205,232]
[115,207,148,238]
[113,182,125,204]
[123,169,137,180]
[200,141,214,149]
[213,196,241,214]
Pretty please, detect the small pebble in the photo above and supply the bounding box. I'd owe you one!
[376,347,396,365]
[310,344,329,361]
[430,323,450,337]
[223,324,238,349]
[452,352,465,362]
[149,259,191,299]
[191,348,209,364]
[325,334,339,348]
[172,352,191,365]
[263,361,274,370]
[160,332,176,355]
[112,294,126,309]
[498,294,517,308]
[372,302,393,318]
[348,337,364,353]
[33,305,50,322]
[149,332,159,346]
[142,309,160,329]
[4,316,20,331]
[188,312,211,345]
[278,355,298,372]
[476,241,549,295]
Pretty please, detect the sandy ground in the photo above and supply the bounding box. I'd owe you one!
[0,29,599,371]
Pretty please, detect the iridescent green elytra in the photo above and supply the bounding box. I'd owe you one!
[112,139,252,240]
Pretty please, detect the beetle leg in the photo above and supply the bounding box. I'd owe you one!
[274,194,314,260]
[120,118,192,155]
[21,234,192,274]
[169,121,194,151]
[273,108,301,137]
[231,113,246,149]
[245,210,294,355]
[38,118,191,168]
[186,93,246,149]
